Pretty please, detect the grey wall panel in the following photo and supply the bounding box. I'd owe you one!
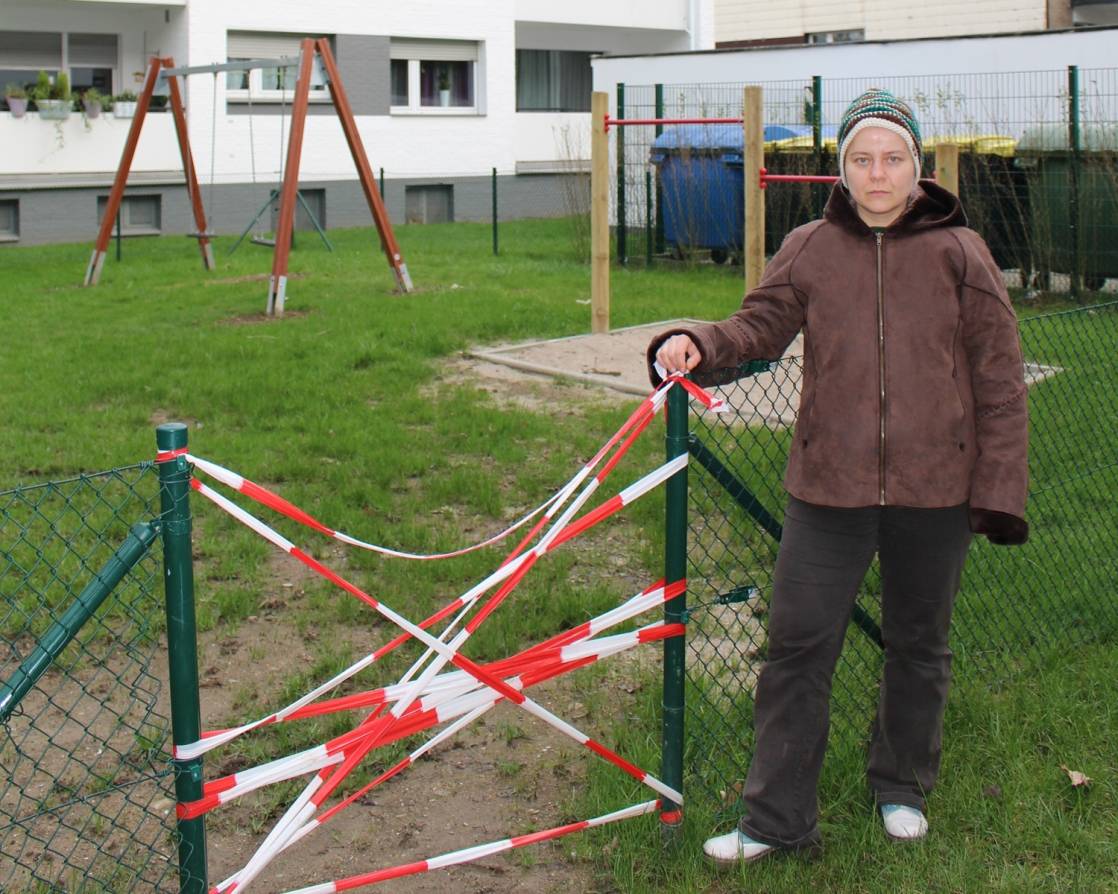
[0,173,583,246]
[335,34,389,116]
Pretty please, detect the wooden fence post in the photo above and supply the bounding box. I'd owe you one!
[743,86,765,292]
[934,142,960,196]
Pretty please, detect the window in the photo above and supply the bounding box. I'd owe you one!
[0,30,116,110]
[294,189,326,232]
[405,185,454,223]
[516,50,592,112]
[68,33,116,95]
[0,199,19,241]
[226,32,331,101]
[805,29,865,44]
[390,39,478,112]
[97,195,161,235]
[390,60,408,106]
[269,188,327,232]
[0,31,61,109]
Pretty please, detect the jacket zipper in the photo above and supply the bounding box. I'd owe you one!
[876,232,886,506]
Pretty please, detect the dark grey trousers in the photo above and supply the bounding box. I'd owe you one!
[739,497,973,849]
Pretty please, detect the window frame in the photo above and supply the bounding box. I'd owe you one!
[805,29,865,45]
[389,39,480,116]
[225,32,332,105]
[0,198,19,242]
[515,48,594,113]
[0,30,118,110]
[97,194,162,237]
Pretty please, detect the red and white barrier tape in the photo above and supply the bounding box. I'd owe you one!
[179,619,683,817]
[186,473,683,891]
[177,579,681,761]
[163,378,719,892]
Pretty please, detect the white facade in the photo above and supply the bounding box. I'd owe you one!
[714,0,1056,44]
[595,24,1118,84]
[0,0,713,188]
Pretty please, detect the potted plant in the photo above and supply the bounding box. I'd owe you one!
[28,70,51,113]
[33,70,71,120]
[81,87,104,119]
[437,70,450,107]
[4,83,29,117]
[113,90,138,118]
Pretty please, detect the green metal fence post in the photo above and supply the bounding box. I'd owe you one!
[1068,65,1081,300]
[492,166,499,256]
[654,83,665,255]
[156,423,207,894]
[661,383,688,839]
[616,83,627,266]
[645,169,653,266]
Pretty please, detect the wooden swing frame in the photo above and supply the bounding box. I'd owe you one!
[83,38,413,315]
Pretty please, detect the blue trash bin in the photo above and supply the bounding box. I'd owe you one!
[650,123,825,262]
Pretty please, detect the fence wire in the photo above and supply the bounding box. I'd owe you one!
[616,69,1118,296]
[0,464,179,894]
[681,301,1118,811]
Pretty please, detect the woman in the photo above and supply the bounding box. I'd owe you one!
[649,88,1029,865]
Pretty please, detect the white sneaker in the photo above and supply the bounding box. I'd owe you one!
[881,804,928,840]
[702,828,776,866]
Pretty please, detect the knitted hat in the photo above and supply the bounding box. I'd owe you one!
[837,88,922,188]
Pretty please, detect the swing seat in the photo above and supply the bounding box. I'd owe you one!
[251,235,276,247]
[187,231,215,239]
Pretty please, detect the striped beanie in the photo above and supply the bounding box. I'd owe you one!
[837,88,922,188]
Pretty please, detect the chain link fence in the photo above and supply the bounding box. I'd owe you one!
[615,68,1118,298]
[0,464,180,893]
[680,300,1118,811]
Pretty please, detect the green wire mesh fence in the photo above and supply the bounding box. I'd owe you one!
[0,464,179,893]
[680,300,1118,812]
[616,68,1118,297]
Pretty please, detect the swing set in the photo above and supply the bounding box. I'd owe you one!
[83,38,413,315]
[225,64,333,257]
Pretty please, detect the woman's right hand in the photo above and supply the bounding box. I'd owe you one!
[656,334,703,376]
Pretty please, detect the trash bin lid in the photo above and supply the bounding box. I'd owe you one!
[650,123,836,162]
[650,123,831,151]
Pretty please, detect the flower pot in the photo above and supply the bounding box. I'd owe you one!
[6,97,28,118]
[439,89,450,107]
[113,101,137,118]
[83,100,102,119]
[36,99,71,120]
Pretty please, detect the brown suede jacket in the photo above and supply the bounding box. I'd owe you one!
[648,180,1029,544]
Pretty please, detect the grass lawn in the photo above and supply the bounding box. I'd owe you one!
[1,219,1115,893]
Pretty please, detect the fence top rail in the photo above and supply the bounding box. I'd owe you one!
[605,115,743,131]
[0,462,152,499]
[1023,297,1118,324]
[620,69,1097,91]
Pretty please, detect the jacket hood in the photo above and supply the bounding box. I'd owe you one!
[824,179,967,236]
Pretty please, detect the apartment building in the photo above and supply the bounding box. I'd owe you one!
[713,0,1115,47]
[0,0,714,245]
